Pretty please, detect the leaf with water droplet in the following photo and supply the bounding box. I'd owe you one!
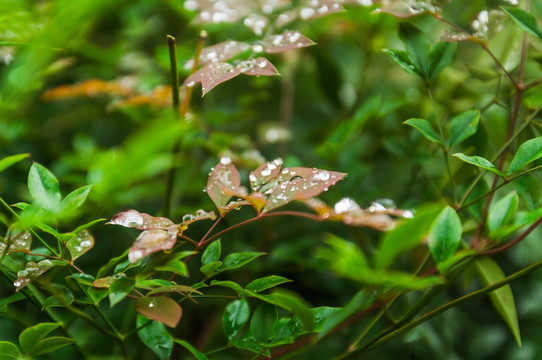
[195,2,245,24]
[137,315,174,360]
[263,31,315,54]
[109,277,134,307]
[263,169,346,212]
[147,285,203,296]
[184,40,250,70]
[250,159,283,192]
[298,0,343,20]
[439,30,480,43]
[184,62,242,96]
[382,48,420,76]
[223,299,250,339]
[93,275,116,288]
[206,158,241,209]
[66,230,94,261]
[4,231,32,253]
[377,3,437,18]
[128,229,178,263]
[14,259,56,292]
[135,296,182,328]
[108,209,175,230]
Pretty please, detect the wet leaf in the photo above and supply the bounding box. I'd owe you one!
[237,57,279,76]
[489,192,518,232]
[223,299,250,339]
[61,185,92,214]
[202,239,221,266]
[382,48,419,76]
[1,231,32,254]
[14,259,56,292]
[475,256,521,346]
[0,341,21,359]
[93,273,125,288]
[251,302,277,343]
[0,153,30,173]
[206,157,241,209]
[129,229,178,263]
[378,2,437,18]
[297,0,343,20]
[263,169,346,212]
[249,159,283,192]
[245,275,292,293]
[135,296,182,328]
[109,277,134,307]
[404,118,442,143]
[28,163,61,211]
[449,110,480,147]
[108,209,175,230]
[428,206,462,263]
[184,40,250,70]
[174,339,209,360]
[507,136,542,175]
[440,30,479,43]
[137,315,173,360]
[502,6,542,40]
[66,273,95,286]
[147,285,203,296]
[184,62,241,95]
[222,252,265,270]
[263,30,315,53]
[453,153,504,177]
[66,230,94,261]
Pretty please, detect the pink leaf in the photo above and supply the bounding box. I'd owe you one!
[376,2,438,18]
[184,41,250,70]
[108,209,174,230]
[263,31,315,53]
[249,158,284,192]
[240,57,280,76]
[206,157,241,209]
[263,169,346,212]
[135,296,183,328]
[184,62,241,95]
[129,228,178,263]
[297,0,344,20]
[243,14,268,35]
[194,0,246,24]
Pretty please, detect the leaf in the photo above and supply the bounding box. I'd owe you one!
[251,302,278,343]
[108,209,175,230]
[245,276,292,293]
[257,290,313,332]
[61,185,92,214]
[4,231,32,254]
[249,159,283,192]
[222,252,265,270]
[0,153,30,173]
[449,110,480,147]
[19,322,64,355]
[200,261,223,277]
[317,290,375,341]
[502,6,542,40]
[174,339,209,360]
[66,230,94,261]
[184,40,250,70]
[147,285,202,296]
[211,280,245,296]
[239,57,279,76]
[27,163,61,211]
[206,157,241,209]
[263,31,315,53]
[507,136,542,175]
[398,22,432,78]
[428,41,457,80]
[87,288,108,305]
[382,48,419,76]
[201,239,221,266]
[489,192,519,232]
[155,260,189,277]
[28,337,75,357]
[137,315,173,360]
[515,174,542,210]
[0,341,21,359]
[135,296,182,328]
[14,259,56,292]
[129,229,177,263]
[223,299,250,339]
[109,277,134,307]
[263,169,346,212]
[475,256,521,345]
[453,153,505,177]
[404,118,442,143]
[428,206,462,263]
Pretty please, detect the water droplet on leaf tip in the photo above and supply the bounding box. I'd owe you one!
[220,157,231,165]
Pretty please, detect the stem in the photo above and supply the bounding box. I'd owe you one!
[481,216,542,255]
[349,257,542,357]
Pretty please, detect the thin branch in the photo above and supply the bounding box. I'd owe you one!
[481,216,542,255]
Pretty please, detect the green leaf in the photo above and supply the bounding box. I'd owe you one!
[174,339,209,360]
[0,341,21,359]
[211,280,245,296]
[257,290,313,332]
[502,6,542,40]
[317,290,375,341]
[507,136,542,175]
[398,22,431,77]
[28,337,75,357]
[222,252,265,270]
[61,185,92,213]
[251,302,278,343]
[453,153,504,177]
[109,277,134,307]
[155,260,189,277]
[404,118,442,144]
[137,315,173,360]
[382,49,419,76]
[97,249,129,278]
[223,299,250,339]
[489,192,519,232]
[514,174,542,210]
[428,206,462,263]
[19,322,63,355]
[27,163,61,211]
[200,261,223,277]
[245,276,292,293]
[449,110,480,147]
[475,256,521,346]
[201,239,221,266]
[135,296,183,328]
[428,41,456,80]
[147,285,203,296]
[0,153,30,173]
[66,230,94,261]
[87,288,108,305]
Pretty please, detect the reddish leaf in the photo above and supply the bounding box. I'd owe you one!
[1,231,32,254]
[129,228,178,263]
[239,57,279,76]
[440,31,481,43]
[249,159,283,192]
[108,209,174,230]
[376,2,438,18]
[66,230,94,261]
[14,259,55,292]
[206,157,241,209]
[180,209,217,228]
[263,169,346,212]
[193,0,246,24]
[263,31,315,54]
[297,0,343,20]
[184,41,250,70]
[184,62,242,95]
[243,14,268,35]
[135,296,182,328]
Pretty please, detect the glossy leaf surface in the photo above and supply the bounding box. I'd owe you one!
[135,296,182,328]
[137,315,173,360]
[428,206,462,263]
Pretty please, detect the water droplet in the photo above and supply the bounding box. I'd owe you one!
[282,168,289,174]
[403,210,414,219]
[220,156,232,165]
[252,44,263,53]
[334,198,361,214]
[313,171,330,181]
[300,7,315,19]
[80,240,92,247]
[183,214,196,222]
[38,259,53,268]
[258,60,267,68]
[288,32,301,43]
[272,35,283,46]
[261,168,272,176]
[196,209,207,217]
[148,299,157,308]
[249,174,257,182]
